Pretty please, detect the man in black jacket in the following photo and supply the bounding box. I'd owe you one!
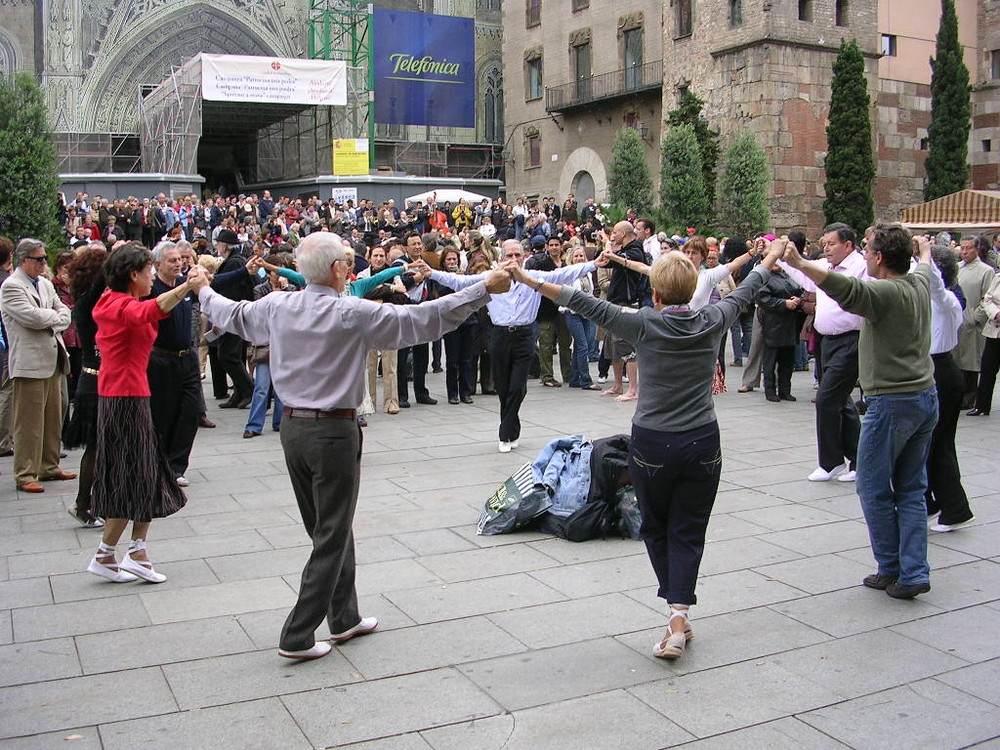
[211,229,255,408]
[600,221,646,401]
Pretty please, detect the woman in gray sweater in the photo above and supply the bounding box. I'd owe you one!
[510,238,784,660]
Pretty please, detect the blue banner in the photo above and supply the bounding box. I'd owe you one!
[374,9,475,128]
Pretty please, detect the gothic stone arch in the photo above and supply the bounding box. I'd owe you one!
[559,147,608,203]
[0,27,22,75]
[76,0,298,133]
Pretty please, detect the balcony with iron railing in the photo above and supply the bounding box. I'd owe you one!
[545,60,663,113]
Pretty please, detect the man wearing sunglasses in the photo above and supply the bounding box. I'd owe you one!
[0,239,77,493]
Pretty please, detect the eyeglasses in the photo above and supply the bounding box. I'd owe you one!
[26,255,47,262]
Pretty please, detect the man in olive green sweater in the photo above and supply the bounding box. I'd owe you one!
[782,226,937,599]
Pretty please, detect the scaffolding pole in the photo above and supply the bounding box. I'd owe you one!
[309,0,375,170]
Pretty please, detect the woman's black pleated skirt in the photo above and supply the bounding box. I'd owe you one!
[91,396,187,522]
[63,370,98,449]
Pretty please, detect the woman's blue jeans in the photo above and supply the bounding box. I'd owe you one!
[856,388,938,586]
[246,362,283,433]
[564,313,596,388]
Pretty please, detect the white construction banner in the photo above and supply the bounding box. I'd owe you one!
[200,54,347,106]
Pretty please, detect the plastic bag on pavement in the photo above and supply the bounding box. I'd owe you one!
[477,462,552,535]
[615,485,642,540]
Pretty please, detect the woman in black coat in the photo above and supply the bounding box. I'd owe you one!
[757,268,804,402]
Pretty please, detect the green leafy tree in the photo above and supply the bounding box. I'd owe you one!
[667,90,721,211]
[717,131,771,237]
[823,39,875,232]
[659,123,708,231]
[0,72,62,247]
[607,126,653,215]
[924,0,971,200]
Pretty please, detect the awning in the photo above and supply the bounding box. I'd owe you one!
[899,190,1000,232]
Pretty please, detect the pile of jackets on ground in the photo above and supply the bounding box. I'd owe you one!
[477,434,642,541]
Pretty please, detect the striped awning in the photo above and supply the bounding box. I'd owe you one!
[900,190,1000,229]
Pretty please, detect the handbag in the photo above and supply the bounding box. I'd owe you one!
[250,344,270,364]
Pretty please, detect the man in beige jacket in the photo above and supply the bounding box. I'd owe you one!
[0,238,76,492]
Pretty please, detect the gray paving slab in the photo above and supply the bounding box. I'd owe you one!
[337,735,434,750]
[0,667,176,740]
[626,659,845,738]
[416,543,561,583]
[139,576,296,624]
[48,558,219,603]
[162,647,359,710]
[890,604,1000,664]
[338,615,527,679]
[99,698,312,750]
[674,716,849,749]
[424,689,695,750]
[12,595,151,641]
[622,568,808,619]
[527,552,656,598]
[0,727,103,749]
[753,552,881,594]
[770,628,967,698]
[0,578,52,610]
[770,585,943,637]
[281,668,502,747]
[0,637,81,687]
[384,572,566,623]
[936,659,1000,706]
[458,637,667,711]
[393,528,479,556]
[0,369,997,747]
[75,616,254,674]
[799,678,1000,748]
[486,592,664,650]
[615,606,831,674]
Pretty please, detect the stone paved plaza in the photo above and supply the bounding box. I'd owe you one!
[1,367,998,749]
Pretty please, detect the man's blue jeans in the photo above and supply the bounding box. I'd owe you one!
[564,313,596,387]
[856,388,938,587]
[246,362,283,434]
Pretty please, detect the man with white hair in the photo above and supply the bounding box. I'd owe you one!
[198,232,512,660]
[146,242,202,487]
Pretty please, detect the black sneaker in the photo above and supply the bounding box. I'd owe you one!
[886,581,930,599]
[863,573,897,590]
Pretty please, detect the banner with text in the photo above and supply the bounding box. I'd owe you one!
[373,9,475,128]
[200,54,347,106]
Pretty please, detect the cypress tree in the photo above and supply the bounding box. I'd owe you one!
[717,131,771,238]
[659,123,708,231]
[0,72,62,246]
[823,39,875,233]
[667,90,721,211]
[924,0,971,200]
[607,126,653,215]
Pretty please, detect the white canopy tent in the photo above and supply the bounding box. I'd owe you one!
[403,188,492,205]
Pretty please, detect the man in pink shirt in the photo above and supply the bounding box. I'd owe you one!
[779,222,867,482]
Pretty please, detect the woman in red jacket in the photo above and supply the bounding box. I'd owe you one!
[87,243,207,583]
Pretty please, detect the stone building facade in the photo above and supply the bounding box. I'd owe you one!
[503,0,999,237]
[0,0,503,185]
[501,0,665,204]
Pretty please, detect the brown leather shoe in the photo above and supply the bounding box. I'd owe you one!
[18,481,45,493]
[41,470,77,481]
[198,414,217,428]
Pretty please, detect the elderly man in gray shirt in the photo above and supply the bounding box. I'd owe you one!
[198,231,512,660]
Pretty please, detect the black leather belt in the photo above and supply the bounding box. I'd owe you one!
[152,346,192,357]
[496,324,532,332]
[282,407,357,420]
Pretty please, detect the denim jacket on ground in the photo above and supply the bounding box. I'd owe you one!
[530,435,594,517]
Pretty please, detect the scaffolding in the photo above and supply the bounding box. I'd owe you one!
[137,59,202,175]
[308,0,375,169]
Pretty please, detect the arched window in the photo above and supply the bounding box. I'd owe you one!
[482,66,503,144]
